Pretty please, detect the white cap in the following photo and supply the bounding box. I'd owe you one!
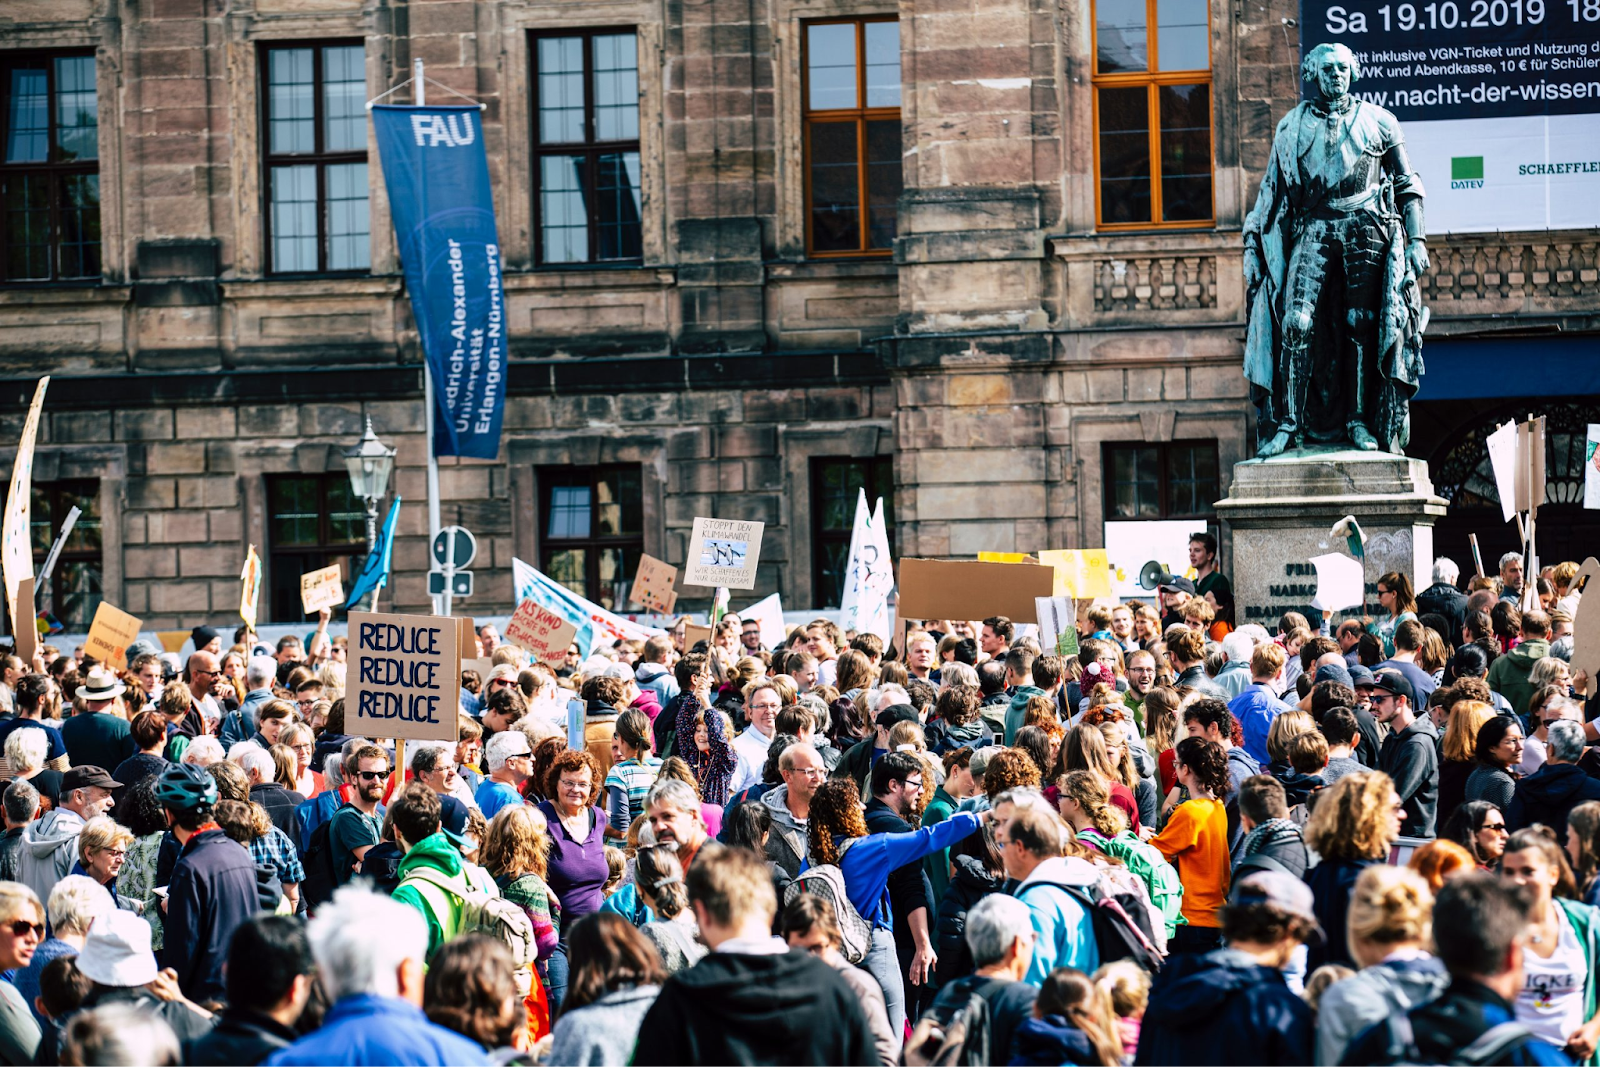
[76,910,159,987]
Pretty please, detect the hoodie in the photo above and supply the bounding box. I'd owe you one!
[632,948,877,1066]
[547,984,661,1067]
[630,687,663,723]
[1314,954,1448,1067]
[1266,761,1325,809]
[761,785,810,879]
[935,854,1009,988]
[1378,716,1439,837]
[1011,1013,1103,1066]
[635,662,680,710]
[1014,855,1100,985]
[392,831,488,960]
[1224,746,1261,848]
[1487,637,1551,715]
[1134,948,1314,1066]
[1508,761,1600,844]
[1004,686,1049,745]
[17,806,85,905]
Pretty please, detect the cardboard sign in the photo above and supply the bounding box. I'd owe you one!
[84,602,143,671]
[156,631,190,655]
[2,378,46,640]
[629,554,678,613]
[683,622,712,651]
[457,616,478,660]
[299,564,345,615]
[683,518,765,590]
[461,656,493,682]
[347,610,459,742]
[1038,549,1113,599]
[896,558,1055,622]
[1035,596,1079,657]
[504,598,580,667]
[12,578,33,665]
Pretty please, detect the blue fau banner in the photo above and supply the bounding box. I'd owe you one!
[371,105,506,460]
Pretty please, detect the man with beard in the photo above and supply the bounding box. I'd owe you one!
[645,778,716,872]
[328,745,390,887]
[762,743,824,879]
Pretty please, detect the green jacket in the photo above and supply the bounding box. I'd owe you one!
[1487,639,1551,715]
[1004,685,1048,746]
[1556,896,1600,1066]
[920,787,959,920]
[391,832,484,960]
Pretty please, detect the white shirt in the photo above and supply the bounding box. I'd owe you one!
[1517,905,1588,1048]
[816,659,838,688]
[730,725,773,778]
[1519,735,1548,778]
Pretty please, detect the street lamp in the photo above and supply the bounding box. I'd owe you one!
[343,416,397,561]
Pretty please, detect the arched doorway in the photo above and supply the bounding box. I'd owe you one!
[1425,400,1600,576]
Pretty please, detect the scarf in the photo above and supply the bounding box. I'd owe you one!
[1241,818,1296,858]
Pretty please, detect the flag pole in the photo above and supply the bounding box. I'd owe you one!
[413,58,445,618]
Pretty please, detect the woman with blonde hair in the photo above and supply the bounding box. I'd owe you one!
[1314,865,1447,1066]
[1143,686,1183,793]
[1057,770,1184,942]
[1437,698,1495,828]
[1304,771,1404,971]
[1055,724,1140,833]
[70,817,133,907]
[279,723,322,798]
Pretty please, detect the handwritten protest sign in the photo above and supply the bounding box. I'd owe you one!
[629,554,678,612]
[684,518,764,590]
[504,598,579,667]
[300,564,345,615]
[683,622,712,650]
[347,611,458,742]
[1038,549,1113,599]
[2,378,46,643]
[85,602,143,671]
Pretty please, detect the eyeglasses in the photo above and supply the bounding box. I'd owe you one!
[902,778,924,791]
[748,702,782,712]
[490,679,514,688]
[7,921,42,939]
[98,848,128,859]
[356,770,390,782]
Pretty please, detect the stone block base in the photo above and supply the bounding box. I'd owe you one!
[1215,448,1448,629]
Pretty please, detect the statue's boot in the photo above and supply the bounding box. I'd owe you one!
[1257,430,1293,458]
[1348,423,1380,451]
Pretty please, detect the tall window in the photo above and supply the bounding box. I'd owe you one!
[812,457,894,607]
[0,52,100,282]
[30,481,101,631]
[531,31,642,265]
[266,474,365,622]
[1092,0,1212,229]
[263,42,370,274]
[540,466,643,609]
[1103,441,1219,519]
[803,19,901,256]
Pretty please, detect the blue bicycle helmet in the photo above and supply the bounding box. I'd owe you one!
[153,763,218,812]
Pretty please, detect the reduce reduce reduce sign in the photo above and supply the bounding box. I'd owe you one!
[347,610,459,742]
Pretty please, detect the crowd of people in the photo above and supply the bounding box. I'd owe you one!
[0,537,1591,1065]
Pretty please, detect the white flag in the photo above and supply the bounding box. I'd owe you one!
[1585,424,1600,510]
[838,489,894,640]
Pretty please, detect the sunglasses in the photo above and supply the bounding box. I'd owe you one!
[356,770,390,782]
[7,921,42,939]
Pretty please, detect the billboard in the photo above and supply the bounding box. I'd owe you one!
[1300,0,1600,232]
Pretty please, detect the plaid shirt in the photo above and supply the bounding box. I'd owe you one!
[250,826,306,886]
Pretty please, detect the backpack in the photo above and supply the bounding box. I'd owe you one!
[1368,1012,1540,1066]
[399,864,536,970]
[904,976,1008,1066]
[784,844,872,965]
[299,801,355,910]
[1018,878,1163,973]
[1077,827,1186,943]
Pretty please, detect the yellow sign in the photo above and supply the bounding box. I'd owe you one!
[977,552,1031,564]
[85,602,143,671]
[156,631,190,655]
[1038,549,1113,599]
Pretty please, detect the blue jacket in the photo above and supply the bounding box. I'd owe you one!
[298,787,346,854]
[1134,947,1313,1066]
[1230,684,1295,766]
[829,812,982,930]
[166,828,260,1003]
[1013,856,1100,985]
[221,688,275,750]
[265,993,489,1066]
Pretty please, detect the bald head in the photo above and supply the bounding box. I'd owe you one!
[185,651,219,686]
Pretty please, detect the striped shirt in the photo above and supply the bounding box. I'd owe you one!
[604,756,662,832]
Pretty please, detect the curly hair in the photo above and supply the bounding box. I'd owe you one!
[544,748,602,807]
[118,777,169,837]
[937,684,982,728]
[1304,770,1398,862]
[1173,736,1230,797]
[526,736,568,802]
[424,934,522,1049]
[807,778,870,866]
[1303,42,1361,83]
[982,748,1041,796]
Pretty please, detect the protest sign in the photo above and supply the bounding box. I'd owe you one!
[457,617,477,661]
[977,552,1032,564]
[1309,553,1364,613]
[156,631,189,655]
[2,378,46,643]
[1103,520,1196,599]
[740,593,786,650]
[11,579,33,664]
[683,622,712,651]
[684,518,764,590]
[504,598,579,667]
[1587,426,1600,510]
[347,611,458,742]
[85,602,142,671]
[629,554,678,613]
[300,564,344,616]
[897,558,1054,622]
[1572,558,1600,701]
[1038,549,1113,599]
[512,557,662,657]
[1035,596,1079,657]
[838,491,894,640]
[239,545,262,629]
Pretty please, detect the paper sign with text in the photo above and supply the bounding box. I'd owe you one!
[629,554,679,612]
[504,599,579,666]
[1036,596,1079,658]
[1038,549,1113,599]
[85,602,143,671]
[347,611,459,742]
[299,565,345,615]
[684,518,765,590]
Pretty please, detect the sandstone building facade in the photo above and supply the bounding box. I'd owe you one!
[0,0,1595,632]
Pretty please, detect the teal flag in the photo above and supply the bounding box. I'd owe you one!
[345,497,401,608]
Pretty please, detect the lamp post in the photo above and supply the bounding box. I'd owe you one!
[343,417,397,609]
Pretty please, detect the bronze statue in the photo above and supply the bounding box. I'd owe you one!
[1243,42,1430,459]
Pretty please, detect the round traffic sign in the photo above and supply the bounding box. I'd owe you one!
[431,525,477,570]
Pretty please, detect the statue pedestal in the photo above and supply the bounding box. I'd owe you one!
[1215,448,1448,629]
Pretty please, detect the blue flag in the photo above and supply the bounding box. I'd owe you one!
[346,497,401,609]
[371,104,506,460]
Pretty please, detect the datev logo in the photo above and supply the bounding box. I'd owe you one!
[1451,156,1485,190]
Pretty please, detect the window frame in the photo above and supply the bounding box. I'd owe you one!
[810,455,895,607]
[258,38,370,278]
[1090,0,1215,231]
[801,16,901,259]
[264,472,366,623]
[537,464,645,608]
[29,479,101,633]
[0,48,101,285]
[1101,439,1220,521]
[528,27,644,268]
